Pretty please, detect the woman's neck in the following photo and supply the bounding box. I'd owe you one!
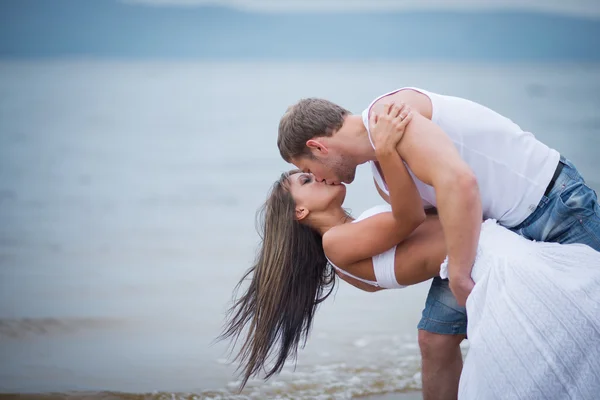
[312,207,353,236]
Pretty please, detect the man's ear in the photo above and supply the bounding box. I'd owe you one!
[306,139,329,156]
[296,207,309,221]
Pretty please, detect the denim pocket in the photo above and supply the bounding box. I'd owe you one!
[557,181,599,218]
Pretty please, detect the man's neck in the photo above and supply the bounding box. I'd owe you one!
[345,114,377,164]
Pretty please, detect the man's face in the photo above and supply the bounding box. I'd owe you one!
[291,152,357,185]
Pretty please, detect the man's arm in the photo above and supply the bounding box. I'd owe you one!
[401,112,481,305]
[372,92,482,305]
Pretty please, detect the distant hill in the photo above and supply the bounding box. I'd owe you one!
[1,0,599,60]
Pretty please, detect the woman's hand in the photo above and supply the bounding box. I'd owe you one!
[370,102,413,155]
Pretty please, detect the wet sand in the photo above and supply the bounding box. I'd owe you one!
[0,393,423,399]
[363,392,422,399]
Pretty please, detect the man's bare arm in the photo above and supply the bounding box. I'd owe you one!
[371,91,482,305]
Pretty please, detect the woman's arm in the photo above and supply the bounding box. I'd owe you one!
[333,216,446,292]
[323,210,417,267]
[374,178,390,204]
[372,103,425,223]
[323,104,425,267]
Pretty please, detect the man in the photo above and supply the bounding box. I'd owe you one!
[277,87,600,400]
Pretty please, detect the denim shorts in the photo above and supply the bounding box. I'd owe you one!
[417,156,600,335]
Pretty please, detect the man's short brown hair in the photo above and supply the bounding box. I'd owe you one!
[277,98,350,162]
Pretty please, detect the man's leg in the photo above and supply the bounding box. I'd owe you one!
[419,330,466,400]
[417,276,467,400]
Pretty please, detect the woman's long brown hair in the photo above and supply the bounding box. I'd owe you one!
[219,170,337,389]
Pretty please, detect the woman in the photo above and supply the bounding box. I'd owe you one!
[221,105,600,399]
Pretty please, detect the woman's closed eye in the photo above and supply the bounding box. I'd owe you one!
[301,174,313,185]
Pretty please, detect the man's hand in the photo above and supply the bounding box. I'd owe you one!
[370,91,482,309]
[449,272,475,307]
[370,103,412,154]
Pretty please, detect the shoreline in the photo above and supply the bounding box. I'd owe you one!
[0,392,424,399]
[362,391,422,399]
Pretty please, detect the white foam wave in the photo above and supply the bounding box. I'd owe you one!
[207,334,427,399]
[213,359,422,399]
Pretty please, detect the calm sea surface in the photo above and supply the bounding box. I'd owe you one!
[0,60,599,399]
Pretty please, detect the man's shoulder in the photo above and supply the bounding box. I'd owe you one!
[369,88,432,120]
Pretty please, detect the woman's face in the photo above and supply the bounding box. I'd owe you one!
[287,172,346,219]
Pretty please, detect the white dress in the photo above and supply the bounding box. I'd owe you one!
[440,220,600,400]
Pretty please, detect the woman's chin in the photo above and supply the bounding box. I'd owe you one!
[334,182,346,191]
[335,184,347,203]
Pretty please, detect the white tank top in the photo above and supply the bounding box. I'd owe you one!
[362,87,560,227]
[326,205,405,289]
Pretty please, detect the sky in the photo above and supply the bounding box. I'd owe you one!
[124,0,600,17]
